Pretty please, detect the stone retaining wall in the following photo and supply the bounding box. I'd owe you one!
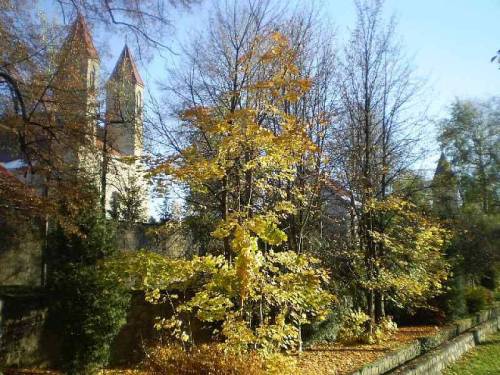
[350,305,500,375]
[472,318,500,344]
[0,290,167,368]
[351,341,421,375]
[390,332,476,375]
[0,289,51,367]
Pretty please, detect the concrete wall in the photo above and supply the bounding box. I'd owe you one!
[390,331,477,375]
[0,290,210,369]
[351,340,422,375]
[390,318,500,375]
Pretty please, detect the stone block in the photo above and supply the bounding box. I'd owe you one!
[472,319,498,344]
[352,340,421,375]
[390,332,475,375]
[418,325,457,353]
[455,317,473,334]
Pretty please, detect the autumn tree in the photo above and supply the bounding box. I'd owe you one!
[276,8,339,254]
[149,0,282,256]
[150,0,339,257]
[1,4,199,371]
[330,0,443,332]
[1,1,200,286]
[1,0,199,210]
[111,31,333,355]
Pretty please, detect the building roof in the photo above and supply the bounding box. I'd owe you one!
[109,45,144,87]
[0,164,14,178]
[325,179,351,200]
[64,14,99,60]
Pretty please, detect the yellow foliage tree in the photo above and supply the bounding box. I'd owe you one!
[356,197,450,320]
[113,32,334,353]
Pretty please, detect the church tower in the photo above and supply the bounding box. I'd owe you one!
[432,153,459,218]
[106,46,144,156]
[56,14,100,141]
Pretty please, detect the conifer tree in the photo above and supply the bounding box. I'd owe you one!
[48,185,129,374]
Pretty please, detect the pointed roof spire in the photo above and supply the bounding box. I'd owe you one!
[434,152,453,177]
[64,13,99,60]
[109,45,144,87]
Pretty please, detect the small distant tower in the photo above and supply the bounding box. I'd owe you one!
[432,153,459,218]
[106,46,144,156]
[55,14,100,140]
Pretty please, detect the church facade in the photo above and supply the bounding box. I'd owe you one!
[0,15,150,220]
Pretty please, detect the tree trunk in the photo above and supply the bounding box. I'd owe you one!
[366,290,375,335]
[221,176,231,261]
[100,122,109,214]
[374,291,385,324]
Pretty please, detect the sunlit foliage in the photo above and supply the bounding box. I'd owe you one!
[109,32,334,354]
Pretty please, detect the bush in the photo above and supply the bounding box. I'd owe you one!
[464,287,493,313]
[50,266,130,374]
[480,268,498,291]
[336,309,398,345]
[441,272,467,321]
[144,344,296,375]
[302,312,341,345]
[48,203,130,374]
[336,309,370,344]
[110,249,333,353]
[372,317,398,343]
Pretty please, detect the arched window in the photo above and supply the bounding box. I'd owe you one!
[114,97,120,112]
[136,91,142,111]
[89,66,96,90]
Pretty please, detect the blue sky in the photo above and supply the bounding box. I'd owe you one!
[41,0,500,155]
[141,0,500,162]
[147,0,500,110]
[374,0,499,114]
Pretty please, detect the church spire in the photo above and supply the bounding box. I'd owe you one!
[109,45,144,87]
[434,152,453,177]
[63,13,99,60]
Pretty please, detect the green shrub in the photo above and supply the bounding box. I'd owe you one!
[430,243,466,322]
[50,265,130,374]
[439,271,467,321]
[145,344,297,375]
[464,287,493,313]
[336,309,370,344]
[480,268,498,291]
[302,312,341,345]
[336,309,398,345]
[48,204,130,374]
[372,316,398,343]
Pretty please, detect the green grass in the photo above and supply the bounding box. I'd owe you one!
[443,331,500,375]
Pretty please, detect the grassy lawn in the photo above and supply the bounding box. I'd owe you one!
[443,330,500,375]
